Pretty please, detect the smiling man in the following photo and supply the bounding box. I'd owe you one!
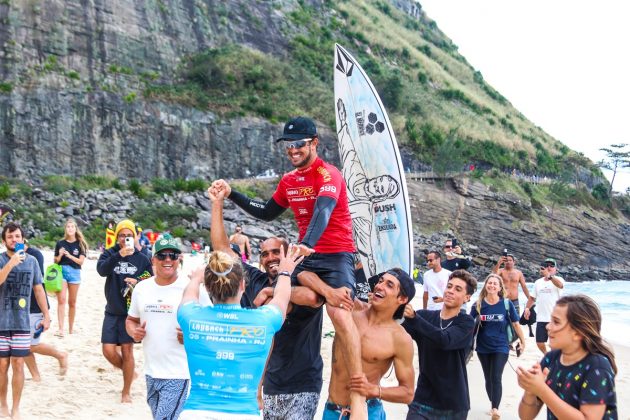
[126,234,198,419]
[402,269,478,420]
[212,116,368,418]
[299,268,416,420]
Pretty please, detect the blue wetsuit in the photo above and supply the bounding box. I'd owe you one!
[177,302,283,416]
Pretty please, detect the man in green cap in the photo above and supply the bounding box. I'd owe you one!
[126,234,210,418]
[524,258,564,354]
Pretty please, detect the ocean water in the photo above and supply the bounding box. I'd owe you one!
[470,280,630,348]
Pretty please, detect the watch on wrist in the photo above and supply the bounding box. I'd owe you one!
[278,271,291,278]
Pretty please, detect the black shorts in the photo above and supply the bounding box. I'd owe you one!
[536,322,549,343]
[101,312,133,345]
[292,252,356,298]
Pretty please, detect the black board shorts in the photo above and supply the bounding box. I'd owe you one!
[101,312,134,345]
[536,321,549,343]
[292,252,356,298]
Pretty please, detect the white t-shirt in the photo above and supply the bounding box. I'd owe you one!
[128,276,211,379]
[423,268,451,310]
[531,276,564,322]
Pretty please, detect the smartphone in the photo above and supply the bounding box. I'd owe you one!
[432,296,439,301]
[14,242,25,253]
[516,343,522,357]
[451,238,458,248]
[125,237,134,249]
[503,248,508,257]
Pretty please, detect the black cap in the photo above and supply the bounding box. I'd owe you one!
[276,117,317,142]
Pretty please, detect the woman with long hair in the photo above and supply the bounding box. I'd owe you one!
[177,246,303,419]
[517,294,617,419]
[470,273,526,420]
[53,218,88,336]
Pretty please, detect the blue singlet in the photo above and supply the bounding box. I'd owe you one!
[177,302,283,415]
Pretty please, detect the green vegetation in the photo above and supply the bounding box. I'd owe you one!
[0,81,12,93]
[0,182,10,199]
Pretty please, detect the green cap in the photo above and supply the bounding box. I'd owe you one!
[543,258,557,267]
[153,233,181,255]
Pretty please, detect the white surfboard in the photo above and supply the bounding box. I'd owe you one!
[334,43,414,280]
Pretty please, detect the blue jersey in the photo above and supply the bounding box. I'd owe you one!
[470,299,519,354]
[178,302,283,415]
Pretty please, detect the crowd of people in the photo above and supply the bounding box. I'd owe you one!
[0,116,619,420]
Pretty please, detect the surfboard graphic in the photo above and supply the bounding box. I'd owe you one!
[334,44,414,279]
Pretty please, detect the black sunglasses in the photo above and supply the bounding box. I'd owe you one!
[284,139,312,149]
[541,263,555,268]
[156,252,181,261]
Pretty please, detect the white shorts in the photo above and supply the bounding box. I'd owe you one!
[178,410,262,420]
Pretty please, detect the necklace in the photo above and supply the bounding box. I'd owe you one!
[440,317,454,330]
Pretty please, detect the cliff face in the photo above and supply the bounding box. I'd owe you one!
[0,0,334,179]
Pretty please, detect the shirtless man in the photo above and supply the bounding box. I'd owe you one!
[229,225,251,263]
[299,269,415,419]
[492,254,531,314]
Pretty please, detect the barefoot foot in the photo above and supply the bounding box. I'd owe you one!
[121,394,132,404]
[59,352,69,376]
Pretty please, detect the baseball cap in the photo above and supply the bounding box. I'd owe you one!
[153,233,181,255]
[542,258,557,267]
[276,117,317,142]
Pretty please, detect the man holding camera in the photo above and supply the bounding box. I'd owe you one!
[97,219,153,403]
[441,239,472,272]
[524,258,564,354]
[0,222,51,419]
[492,252,531,314]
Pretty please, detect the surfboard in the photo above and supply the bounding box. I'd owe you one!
[334,43,414,281]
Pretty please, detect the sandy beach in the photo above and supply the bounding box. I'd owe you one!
[6,250,629,419]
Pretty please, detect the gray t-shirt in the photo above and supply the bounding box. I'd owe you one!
[0,252,43,331]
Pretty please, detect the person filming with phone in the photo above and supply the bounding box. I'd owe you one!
[97,219,153,403]
[470,274,526,420]
[441,238,472,272]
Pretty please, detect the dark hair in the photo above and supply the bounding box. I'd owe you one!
[2,222,24,241]
[387,267,413,320]
[204,251,244,302]
[427,250,441,261]
[556,295,617,374]
[449,269,477,295]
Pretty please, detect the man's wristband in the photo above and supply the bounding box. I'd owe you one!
[278,271,291,278]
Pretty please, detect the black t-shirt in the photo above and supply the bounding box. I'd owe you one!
[242,263,324,395]
[27,247,49,314]
[403,310,475,411]
[540,350,617,419]
[441,257,472,271]
[55,239,85,269]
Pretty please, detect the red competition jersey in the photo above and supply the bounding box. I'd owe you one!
[272,157,355,254]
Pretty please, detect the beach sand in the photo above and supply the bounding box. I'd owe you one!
[7,251,629,419]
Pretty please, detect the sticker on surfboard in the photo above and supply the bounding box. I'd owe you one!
[334,43,414,278]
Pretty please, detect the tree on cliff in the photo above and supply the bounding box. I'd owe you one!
[598,143,630,197]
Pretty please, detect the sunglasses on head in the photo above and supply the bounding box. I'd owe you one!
[284,139,312,149]
[156,251,181,261]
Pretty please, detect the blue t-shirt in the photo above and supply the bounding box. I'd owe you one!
[178,302,283,415]
[470,299,518,354]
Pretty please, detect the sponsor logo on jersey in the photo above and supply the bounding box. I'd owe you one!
[287,186,314,197]
[317,166,332,182]
[319,185,337,194]
[298,208,308,215]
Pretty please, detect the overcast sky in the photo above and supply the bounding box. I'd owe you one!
[419,0,630,192]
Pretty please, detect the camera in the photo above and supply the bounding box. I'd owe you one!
[125,237,134,250]
[503,248,508,257]
[451,238,458,248]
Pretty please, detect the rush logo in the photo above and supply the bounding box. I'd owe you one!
[374,203,396,213]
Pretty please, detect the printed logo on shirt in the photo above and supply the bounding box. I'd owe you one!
[114,262,139,276]
[480,314,505,322]
[72,249,79,256]
[298,208,308,215]
[287,186,314,197]
[319,185,337,194]
[144,303,174,313]
[317,166,332,182]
